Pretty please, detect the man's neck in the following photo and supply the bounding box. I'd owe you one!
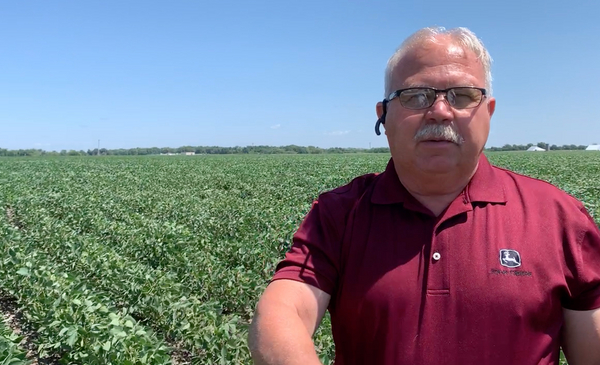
[404,186,466,217]
[396,164,478,217]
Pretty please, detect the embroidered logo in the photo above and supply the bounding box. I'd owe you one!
[499,249,521,268]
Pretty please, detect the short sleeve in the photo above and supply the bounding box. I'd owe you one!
[562,207,600,310]
[272,199,342,296]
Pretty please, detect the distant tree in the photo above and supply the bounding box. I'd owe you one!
[307,146,323,154]
[370,147,390,153]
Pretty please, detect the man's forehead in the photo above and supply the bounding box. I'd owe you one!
[403,39,477,67]
[445,44,467,57]
[391,41,484,88]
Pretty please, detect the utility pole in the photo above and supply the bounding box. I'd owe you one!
[98,140,100,156]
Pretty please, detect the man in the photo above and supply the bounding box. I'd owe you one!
[248,27,600,365]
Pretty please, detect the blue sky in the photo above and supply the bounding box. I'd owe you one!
[1,1,599,151]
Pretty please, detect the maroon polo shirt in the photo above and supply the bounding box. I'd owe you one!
[272,154,600,365]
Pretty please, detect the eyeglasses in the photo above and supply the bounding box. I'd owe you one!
[385,87,487,110]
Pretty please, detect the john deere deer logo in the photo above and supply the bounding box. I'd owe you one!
[499,249,521,268]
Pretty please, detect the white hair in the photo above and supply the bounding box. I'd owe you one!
[384,27,493,97]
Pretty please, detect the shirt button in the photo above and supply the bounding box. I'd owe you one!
[433,252,441,261]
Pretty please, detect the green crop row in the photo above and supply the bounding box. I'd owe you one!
[0,217,172,364]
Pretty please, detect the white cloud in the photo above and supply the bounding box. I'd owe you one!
[325,130,350,136]
[270,124,281,129]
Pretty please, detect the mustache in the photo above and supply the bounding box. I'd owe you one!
[414,123,464,145]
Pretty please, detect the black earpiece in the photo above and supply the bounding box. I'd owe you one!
[375,116,384,136]
[375,100,388,136]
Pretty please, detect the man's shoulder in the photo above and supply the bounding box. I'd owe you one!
[491,164,584,209]
[317,172,381,208]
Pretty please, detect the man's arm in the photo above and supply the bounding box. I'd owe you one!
[562,307,600,365]
[248,279,331,365]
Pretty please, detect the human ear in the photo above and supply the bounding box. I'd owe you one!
[487,97,496,117]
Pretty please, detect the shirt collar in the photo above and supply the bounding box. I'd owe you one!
[371,154,507,205]
[465,154,507,204]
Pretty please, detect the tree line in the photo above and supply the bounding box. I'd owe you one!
[486,142,590,152]
[0,145,391,157]
[0,143,594,157]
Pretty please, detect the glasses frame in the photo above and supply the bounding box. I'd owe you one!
[385,86,487,110]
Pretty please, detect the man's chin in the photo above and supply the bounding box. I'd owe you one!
[415,155,460,174]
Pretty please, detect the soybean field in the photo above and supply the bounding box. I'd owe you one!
[0,152,598,364]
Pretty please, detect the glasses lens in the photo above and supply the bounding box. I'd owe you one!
[399,89,435,109]
[449,88,483,109]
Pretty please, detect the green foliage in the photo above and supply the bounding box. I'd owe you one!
[0,320,30,364]
[0,152,596,363]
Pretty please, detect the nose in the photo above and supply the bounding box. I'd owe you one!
[426,93,454,123]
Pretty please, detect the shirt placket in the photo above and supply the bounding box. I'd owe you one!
[426,196,473,295]
[427,224,449,295]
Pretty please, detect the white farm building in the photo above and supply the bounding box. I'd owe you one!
[527,146,546,152]
[585,144,600,151]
